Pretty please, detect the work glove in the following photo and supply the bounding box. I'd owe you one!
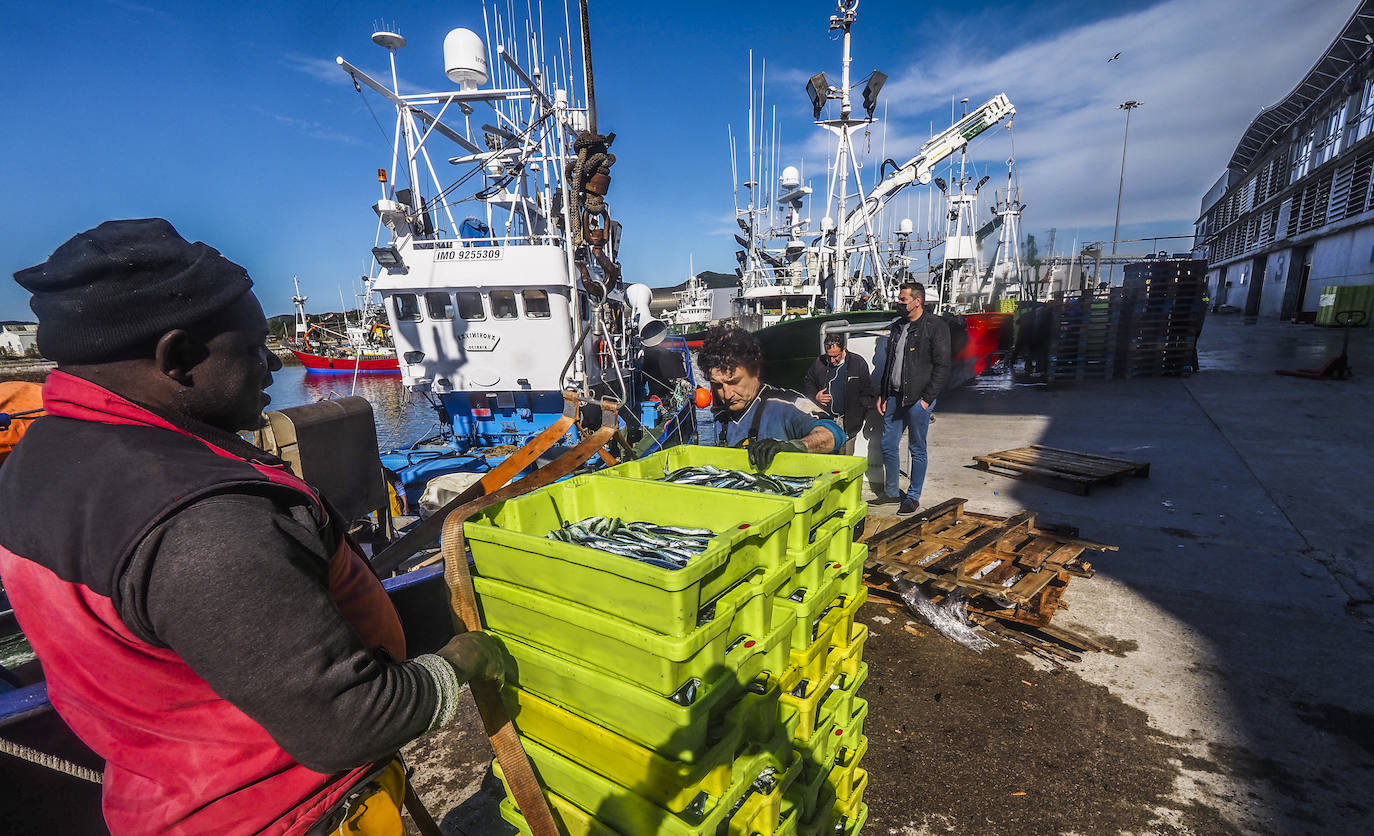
[748,437,807,471]
[436,631,506,683]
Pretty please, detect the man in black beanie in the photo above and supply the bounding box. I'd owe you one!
[0,219,502,835]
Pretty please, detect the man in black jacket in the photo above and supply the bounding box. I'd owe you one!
[802,333,873,456]
[877,281,951,515]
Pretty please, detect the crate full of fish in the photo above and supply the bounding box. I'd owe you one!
[494,728,800,836]
[465,473,793,635]
[474,562,788,697]
[597,445,866,554]
[496,619,791,759]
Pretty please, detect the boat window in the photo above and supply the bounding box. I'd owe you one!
[490,290,518,319]
[456,291,485,320]
[522,289,551,318]
[393,293,422,322]
[425,292,454,320]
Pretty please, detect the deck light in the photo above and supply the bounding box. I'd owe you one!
[372,245,404,268]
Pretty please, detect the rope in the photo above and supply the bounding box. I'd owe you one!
[0,736,103,784]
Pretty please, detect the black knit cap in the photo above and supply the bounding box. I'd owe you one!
[13,218,254,364]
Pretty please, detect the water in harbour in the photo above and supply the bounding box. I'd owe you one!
[266,366,441,451]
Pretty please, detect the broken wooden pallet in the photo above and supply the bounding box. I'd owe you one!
[861,498,1117,651]
[971,444,1150,495]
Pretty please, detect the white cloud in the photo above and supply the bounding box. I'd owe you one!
[763,0,1354,243]
[282,54,351,86]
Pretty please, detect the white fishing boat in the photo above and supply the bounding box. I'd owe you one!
[334,10,679,498]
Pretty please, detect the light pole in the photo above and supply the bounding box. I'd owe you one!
[1109,100,1141,286]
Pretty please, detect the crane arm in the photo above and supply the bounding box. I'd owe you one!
[835,93,1015,244]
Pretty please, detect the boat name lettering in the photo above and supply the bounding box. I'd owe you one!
[412,241,453,250]
[461,332,501,351]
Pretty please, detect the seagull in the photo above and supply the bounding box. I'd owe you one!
[1108,52,1122,62]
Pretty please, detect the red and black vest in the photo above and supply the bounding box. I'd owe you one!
[0,371,406,835]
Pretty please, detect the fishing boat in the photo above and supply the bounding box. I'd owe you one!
[284,277,401,374]
[334,13,687,501]
[740,0,1017,389]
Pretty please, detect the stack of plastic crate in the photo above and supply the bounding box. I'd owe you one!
[465,471,805,835]
[1048,289,1121,382]
[598,447,871,835]
[1119,259,1208,377]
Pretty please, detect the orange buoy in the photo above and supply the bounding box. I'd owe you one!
[693,387,713,409]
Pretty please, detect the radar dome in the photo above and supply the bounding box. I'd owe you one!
[779,166,801,189]
[898,218,913,235]
[444,28,488,90]
[820,216,835,232]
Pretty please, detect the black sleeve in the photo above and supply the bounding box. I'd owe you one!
[118,492,440,774]
[801,359,822,400]
[923,319,952,402]
[850,354,875,409]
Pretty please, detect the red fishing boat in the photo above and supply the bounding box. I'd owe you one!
[285,276,400,374]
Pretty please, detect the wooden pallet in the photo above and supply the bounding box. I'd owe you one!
[970,444,1150,495]
[861,499,1118,651]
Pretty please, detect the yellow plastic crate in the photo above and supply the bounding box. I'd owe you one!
[834,768,868,818]
[821,505,865,566]
[827,737,868,802]
[841,699,868,749]
[498,616,790,760]
[496,731,800,836]
[497,787,618,836]
[597,446,866,556]
[467,473,794,635]
[779,651,843,744]
[830,623,868,680]
[829,588,868,649]
[724,753,800,836]
[475,561,788,697]
[832,663,869,728]
[839,802,867,836]
[792,710,843,786]
[795,782,837,836]
[505,680,781,813]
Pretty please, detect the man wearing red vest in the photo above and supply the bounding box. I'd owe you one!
[0,219,503,834]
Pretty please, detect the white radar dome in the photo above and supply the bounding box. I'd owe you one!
[898,218,913,235]
[779,166,801,189]
[444,28,489,90]
[820,216,835,232]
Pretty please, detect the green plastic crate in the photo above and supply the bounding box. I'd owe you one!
[475,560,788,697]
[841,699,868,749]
[832,626,869,684]
[836,542,867,599]
[504,681,781,813]
[497,787,618,836]
[829,588,868,649]
[498,617,793,760]
[795,781,837,836]
[496,730,800,836]
[839,802,867,836]
[597,446,866,556]
[792,709,843,785]
[784,741,833,824]
[830,663,869,729]
[779,649,843,745]
[834,769,868,818]
[821,505,866,567]
[776,574,845,652]
[466,473,794,635]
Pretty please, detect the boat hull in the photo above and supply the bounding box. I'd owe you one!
[289,349,400,374]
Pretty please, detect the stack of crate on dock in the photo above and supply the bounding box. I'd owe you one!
[466,446,871,836]
[1047,288,1121,382]
[1118,259,1208,377]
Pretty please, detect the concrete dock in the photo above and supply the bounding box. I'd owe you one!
[407,314,1374,835]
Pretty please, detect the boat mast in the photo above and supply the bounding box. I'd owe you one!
[291,276,309,341]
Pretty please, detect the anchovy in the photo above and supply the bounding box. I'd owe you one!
[660,465,815,498]
[546,515,714,569]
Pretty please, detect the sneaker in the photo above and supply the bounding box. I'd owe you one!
[871,494,901,506]
[897,497,919,516]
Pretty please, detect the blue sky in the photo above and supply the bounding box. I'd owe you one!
[0,0,1355,320]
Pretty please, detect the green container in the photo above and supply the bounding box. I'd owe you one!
[498,617,793,760]
[476,560,787,697]
[827,736,868,801]
[839,802,868,836]
[776,574,845,652]
[785,739,833,824]
[836,542,868,600]
[467,473,794,635]
[1316,283,1374,326]
[597,446,867,556]
[504,681,781,813]
[496,730,800,836]
[831,663,869,728]
[796,782,838,836]
[793,708,843,785]
[841,699,868,749]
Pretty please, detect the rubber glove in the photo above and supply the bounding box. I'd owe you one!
[436,631,506,682]
[748,437,807,471]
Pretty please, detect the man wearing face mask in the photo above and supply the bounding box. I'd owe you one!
[877,281,950,515]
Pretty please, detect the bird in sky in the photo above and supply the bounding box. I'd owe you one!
[1108,52,1122,62]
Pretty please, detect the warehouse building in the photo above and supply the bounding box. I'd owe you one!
[1195,1,1374,319]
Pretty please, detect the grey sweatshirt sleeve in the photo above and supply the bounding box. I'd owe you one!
[117,491,459,774]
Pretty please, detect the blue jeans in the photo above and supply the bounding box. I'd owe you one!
[882,397,933,502]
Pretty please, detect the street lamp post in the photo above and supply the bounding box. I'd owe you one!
[1109,100,1142,286]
